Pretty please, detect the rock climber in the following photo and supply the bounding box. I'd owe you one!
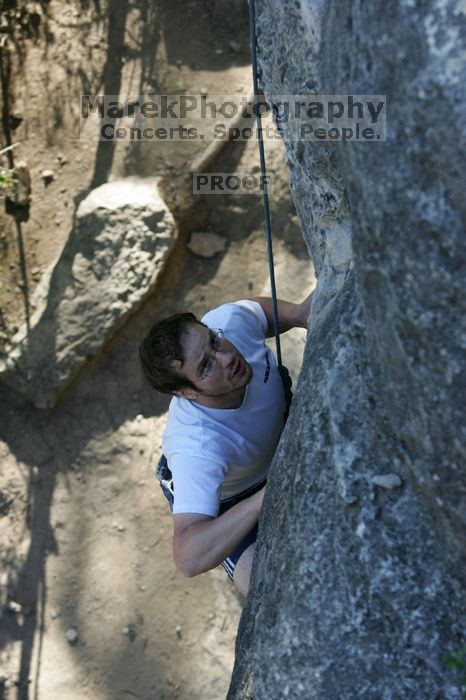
[139,292,313,595]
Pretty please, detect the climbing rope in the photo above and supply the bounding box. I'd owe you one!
[248,0,282,367]
[248,0,293,418]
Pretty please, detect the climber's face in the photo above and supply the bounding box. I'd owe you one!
[172,323,252,408]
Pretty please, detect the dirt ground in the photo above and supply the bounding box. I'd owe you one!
[0,2,314,698]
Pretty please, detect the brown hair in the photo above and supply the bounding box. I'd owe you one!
[139,312,206,394]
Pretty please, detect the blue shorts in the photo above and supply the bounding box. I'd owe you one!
[156,457,264,581]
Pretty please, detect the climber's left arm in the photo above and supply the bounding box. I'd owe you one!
[249,289,314,337]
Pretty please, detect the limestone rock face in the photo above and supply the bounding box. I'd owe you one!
[228,1,466,698]
[0,178,177,408]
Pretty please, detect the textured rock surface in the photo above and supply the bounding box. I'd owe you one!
[228,1,466,698]
[0,178,177,408]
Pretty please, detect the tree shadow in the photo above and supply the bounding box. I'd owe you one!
[89,0,130,189]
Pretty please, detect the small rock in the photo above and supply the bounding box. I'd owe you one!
[175,625,182,639]
[228,40,241,54]
[56,153,68,165]
[65,627,78,644]
[136,413,143,422]
[187,232,227,258]
[41,169,55,185]
[228,205,246,215]
[117,523,125,532]
[215,48,224,55]
[123,625,137,641]
[200,86,208,96]
[290,215,301,227]
[372,473,403,490]
[9,112,23,130]
[50,608,60,619]
[86,33,100,48]
[7,600,22,614]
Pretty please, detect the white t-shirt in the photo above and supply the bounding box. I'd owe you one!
[162,300,285,517]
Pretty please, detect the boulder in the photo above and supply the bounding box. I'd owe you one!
[0,178,177,408]
[228,1,466,698]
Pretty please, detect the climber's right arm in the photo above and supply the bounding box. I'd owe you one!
[172,486,265,577]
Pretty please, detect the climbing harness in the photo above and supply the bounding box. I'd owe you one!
[248,0,293,420]
[155,1,294,498]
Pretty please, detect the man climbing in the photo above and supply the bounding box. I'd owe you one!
[139,292,313,595]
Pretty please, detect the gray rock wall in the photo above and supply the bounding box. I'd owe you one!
[228,1,466,698]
